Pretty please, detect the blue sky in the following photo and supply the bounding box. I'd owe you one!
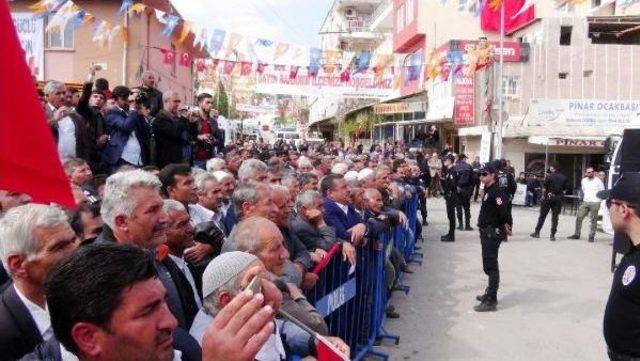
[172,0,333,48]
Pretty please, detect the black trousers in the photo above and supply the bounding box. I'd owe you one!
[535,196,563,235]
[418,191,427,221]
[506,199,513,227]
[480,230,503,299]
[456,192,472,227]
[445,196,457,235]
[473,180,481,201]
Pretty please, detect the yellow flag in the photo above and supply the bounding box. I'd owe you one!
[178,20,192,44]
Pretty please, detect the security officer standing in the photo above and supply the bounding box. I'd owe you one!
[455,154,475,231]
[440,154,458,242]
[600,173,640,360]
[530,163,569,241]
[475,162,511,312]
[495,159,517,229]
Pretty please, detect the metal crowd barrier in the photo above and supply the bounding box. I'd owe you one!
[304,195,422,360]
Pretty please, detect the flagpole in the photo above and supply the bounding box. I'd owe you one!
[496,0,505,160]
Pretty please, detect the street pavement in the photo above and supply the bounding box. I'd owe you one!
[377,197,614,361]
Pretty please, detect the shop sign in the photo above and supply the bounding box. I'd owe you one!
[454,75,474,126]
[373,102,425,114]
[426,96,454,121]
[549,138,605,148]
[453,40,526,62]
[528,99,640,127]
[11,13,44,80]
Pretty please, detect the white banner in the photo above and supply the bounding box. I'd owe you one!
[479,131,492,163]
[11,13,44,81]
[528,99,640,127]
[253,67,394,99]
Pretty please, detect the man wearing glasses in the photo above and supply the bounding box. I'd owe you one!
[568,167,605,242]
[474,163,511,312]
[600,173,640,361]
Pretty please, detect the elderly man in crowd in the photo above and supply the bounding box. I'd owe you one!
[206,158,226,173]
[291,190,356,266]
[64,157,100,204]
[44,80,86,160]
[212,170,237,234]
[321,174,368,246]
[154,91,196,169]
[0,204,78,359]
[298,172,319,192]
[238,158,269,184]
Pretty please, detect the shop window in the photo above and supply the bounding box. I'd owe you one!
[502,75,520,97]
[45,14,74,49]
[560,26,572,45]
[592,0,601,7]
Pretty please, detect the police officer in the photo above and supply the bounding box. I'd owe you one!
[600,173,640,360]
[495,159,517,229]
[440,154,458,242]
[475,162,511,312]
[455,154,475,231]
[530,163,568,241]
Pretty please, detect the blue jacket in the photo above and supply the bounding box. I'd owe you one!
[322,198,364,242]
[102,107,150,166]
[223,206,236,236]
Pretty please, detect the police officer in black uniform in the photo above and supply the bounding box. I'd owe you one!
[474,162,511,312]
[440,155,458,242]
[455,154,475,231]
[530,163,569,241]
[600,173,640,360]
[495,159,517,229]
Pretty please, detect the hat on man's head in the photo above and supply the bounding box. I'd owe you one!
[202,251,258,299]
[478,162,497,174]
[597,172,640,204]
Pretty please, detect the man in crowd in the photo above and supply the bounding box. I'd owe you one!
[140,70,163,116]
[102,85,151,173]
[64,157,100,204]
[237,158,269,184]
[298,172,319,192]
[568,167,605,242]
[455,154,475,231]
[154,91,195,169]
[321,174,368,246]
[530,163,569,241]
[0,204,78,359]
[192,93,219,169]
[76,64,109,173]
[45,80,87,160]
[440,155,458,242]
[212,171,236,234]
[70,203,104,245]
[45,242,278,361]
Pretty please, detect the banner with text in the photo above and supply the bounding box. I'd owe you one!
[454,75,475,126]
[374,102,425,114]
[253,67,394,99]
[528,99,640,127]
[11,13,44,80]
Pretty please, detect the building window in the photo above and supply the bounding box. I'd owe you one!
[502,75,519,97]
[583,70,593,77]
[559,72,568,79]
[560,26,572,45]
[396,5,405,32]
[592,0,601,7]
[45,14,74,49]
[406,0,414,24]
[458,0,468,11]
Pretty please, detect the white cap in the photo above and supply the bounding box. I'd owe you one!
[201,251,258,298]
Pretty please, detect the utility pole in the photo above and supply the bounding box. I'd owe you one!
[495,0,505,159]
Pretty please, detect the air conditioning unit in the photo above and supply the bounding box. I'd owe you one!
[345,7,357,18]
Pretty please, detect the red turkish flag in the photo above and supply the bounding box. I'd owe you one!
[240,62,252,76]
[256,63,267,74]
[481,0,535,33]
[195,58,205,72]
[316,336,349,361]
[340,70,351,83]
[179,52,192,67]
[289,66,299,79]
[223,61,236,74]
[161,49,175,64]
[210,59,220,70]
[0,0,75,209]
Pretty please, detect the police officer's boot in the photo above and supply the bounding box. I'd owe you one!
[474,296,498,312]
[440,232,455,242]
[550,234,556,241]
[465,222,474,231]
[530,231,540,238]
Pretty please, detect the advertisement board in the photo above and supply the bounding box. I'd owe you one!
[453,75,474,126]
[11,13,44,80]
[528,99,640,127]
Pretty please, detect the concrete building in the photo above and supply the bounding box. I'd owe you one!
[10,0,207,102]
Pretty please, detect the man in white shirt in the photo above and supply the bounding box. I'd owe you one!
[0,204,78,359]
[189,173,224,230]
[44,80,76,159]
[568,167,605,242]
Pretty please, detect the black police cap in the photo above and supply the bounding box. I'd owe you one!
[597,172,640,205]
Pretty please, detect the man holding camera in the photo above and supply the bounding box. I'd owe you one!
[192,93,220,169]
[102,86,152,173]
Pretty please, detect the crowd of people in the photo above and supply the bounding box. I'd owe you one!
[0,71,445,361]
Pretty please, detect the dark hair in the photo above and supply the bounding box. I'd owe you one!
[320,173,343,196]
[158,163,192,196]
[111,86,131,101]
[94,78,109,92]
[197,92,213,103]
[298,172,318,187]
[69,203,101,238]
[142,165,159,173]
[45,243,156,355]
[392,158,406,173]
[88,174,107,191]
[67,88,79,95]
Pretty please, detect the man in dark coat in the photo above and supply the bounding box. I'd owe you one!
[153,91,197,169]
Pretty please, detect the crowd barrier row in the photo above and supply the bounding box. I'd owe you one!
[304,195,422,360]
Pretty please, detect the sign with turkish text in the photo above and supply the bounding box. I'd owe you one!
[374,102,425,114]
[549,138,605,148]
[449,40,527,62]
[254,67,394,99]
[528,99,640,127]
[454,75,474,126]
[11,13,44,80]
[480,131,492,163]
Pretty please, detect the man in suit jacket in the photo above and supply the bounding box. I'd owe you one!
[154,91,197,169]
[93,170,191,330]
[44,80,89,160]
[75,76,109,173]
[291,190,356,266]
[320,174,368,246]
[102,86,151,173]
[0,204,78,360]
